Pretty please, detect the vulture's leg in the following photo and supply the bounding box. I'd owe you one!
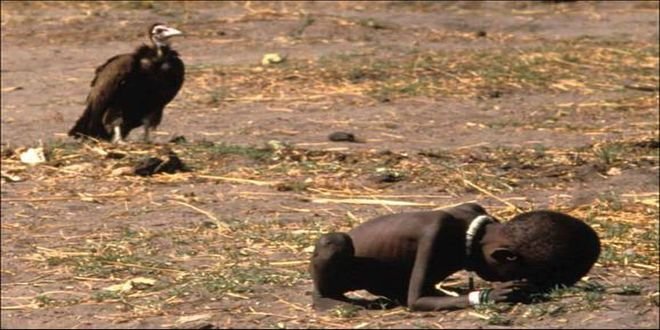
[112,126,126,144]
[142,116,154,143]
[142,125,151,143]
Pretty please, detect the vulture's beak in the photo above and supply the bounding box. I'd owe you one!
[162,27,183,38]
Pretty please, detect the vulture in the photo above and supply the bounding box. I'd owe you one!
[68,23,185,143]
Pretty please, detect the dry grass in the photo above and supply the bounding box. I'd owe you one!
[1,134,657,326]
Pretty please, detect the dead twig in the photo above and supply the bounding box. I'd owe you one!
[271,294,308,312]
[105,261,187,275]
[2,193,128,202]
[463,179,522,212]
[171,200,233,236]
[0,302,40,310]
[310,197,436,207]
[197,174,280,186]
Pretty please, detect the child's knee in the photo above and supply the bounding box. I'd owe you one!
[312,232,355,261]
[311,233,355,296]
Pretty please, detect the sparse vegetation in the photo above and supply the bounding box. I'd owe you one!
[331,304,361,318]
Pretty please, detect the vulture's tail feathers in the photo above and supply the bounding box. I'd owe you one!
[68,105,112,141]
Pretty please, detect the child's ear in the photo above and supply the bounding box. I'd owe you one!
[490,248,518,263]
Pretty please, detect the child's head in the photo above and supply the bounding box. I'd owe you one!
[495,211,601,289]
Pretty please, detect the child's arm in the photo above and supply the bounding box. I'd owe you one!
[405,225,471,310]
[410,280,532,311]
[406,229,530,311]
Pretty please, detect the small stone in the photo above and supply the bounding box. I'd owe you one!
[19,147,46,165]
[488,90,502,98]
[169,135,187,144]
[133,151,190,176]
[262,53,285,66]
[606,167,622,176]
[328,132,358,142]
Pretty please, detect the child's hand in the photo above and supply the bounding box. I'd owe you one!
[488,280,535,302]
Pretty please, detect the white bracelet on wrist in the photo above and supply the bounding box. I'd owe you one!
[468,291,481,306]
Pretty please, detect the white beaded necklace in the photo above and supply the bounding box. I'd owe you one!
[465,214,493,290]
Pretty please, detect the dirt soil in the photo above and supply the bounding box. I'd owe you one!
[1,1,659,329]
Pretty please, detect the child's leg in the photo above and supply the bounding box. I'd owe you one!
[310,232,355,310]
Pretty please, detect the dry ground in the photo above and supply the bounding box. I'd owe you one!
[1,1,659,329]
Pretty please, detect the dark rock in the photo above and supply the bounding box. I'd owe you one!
[372,172,404,183]
[328,132,359,143]
[169,135,187,144]
[2,146,15,158]
[106,151,126,159]
[488,90,502,98]
[134,151,190,176]
[634,139,659,149]
[134,157,163,176]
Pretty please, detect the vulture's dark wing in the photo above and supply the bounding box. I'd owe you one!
[69,54,137,139]
[87,54,137,127]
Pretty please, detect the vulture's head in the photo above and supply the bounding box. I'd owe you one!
[149,23,183,48]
